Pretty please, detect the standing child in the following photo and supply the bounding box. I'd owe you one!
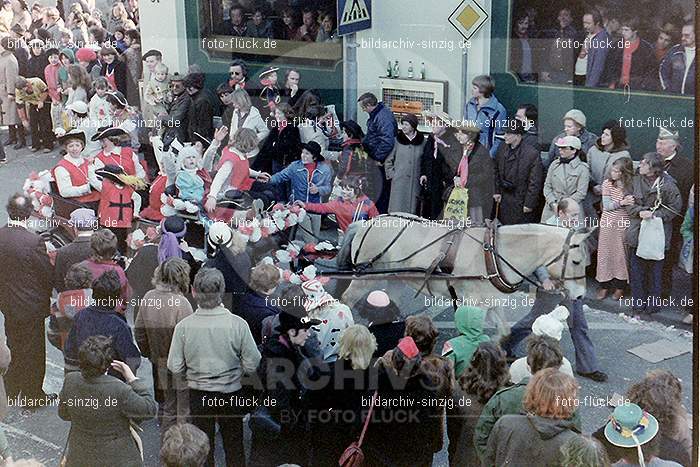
[95,164,147,253]
[89,77,112,126]
[595,158,635,300]
[143,62,168,126]
[258,66,280,116]
[43,47,61,136]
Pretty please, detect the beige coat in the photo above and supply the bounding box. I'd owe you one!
[542,156,589,221]
[0,50,18,126]
[0,335,11,420]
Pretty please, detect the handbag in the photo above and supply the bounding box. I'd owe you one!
[636,217,665,260]
[338,390,377,467]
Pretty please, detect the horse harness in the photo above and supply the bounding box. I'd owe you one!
[352,214,585,295]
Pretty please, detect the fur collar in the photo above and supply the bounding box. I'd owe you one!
[397,130,425,146]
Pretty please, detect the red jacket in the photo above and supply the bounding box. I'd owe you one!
[98,180,134,229]
[305,195,379,231]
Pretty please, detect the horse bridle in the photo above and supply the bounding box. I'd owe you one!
[542,228,587,283]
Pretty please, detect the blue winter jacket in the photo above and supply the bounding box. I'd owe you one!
[362,102,397,163]
[659,44,696,95]
[269,160,333,203]
[464,95,508,158]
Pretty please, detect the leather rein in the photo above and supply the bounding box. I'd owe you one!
[352,214,585,294]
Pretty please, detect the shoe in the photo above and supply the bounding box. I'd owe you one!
[13,141,25,150]
[30,146,40,152]
[682,314,693,324]
[0,159,6,164]
[42,148,52,153]
[595,288,608,300]
[612,289,624,300]
[576,370,608,382]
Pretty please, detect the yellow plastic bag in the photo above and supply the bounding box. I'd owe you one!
[443,187,469,221]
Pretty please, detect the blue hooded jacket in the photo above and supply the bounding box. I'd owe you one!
[464,95,508,158]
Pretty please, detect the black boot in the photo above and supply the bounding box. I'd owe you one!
[13,125,25,150]
[4,125,16,146]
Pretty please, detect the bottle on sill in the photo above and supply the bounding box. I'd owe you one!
[392,60,400,78]
[387,60,392,78]
[420,62,426,80]
[407,61,414,79]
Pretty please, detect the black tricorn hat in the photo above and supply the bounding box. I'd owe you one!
[95,164,127,184]
[57,129,86,146]
[91,126,127,141]
[105,91,128,109]
[275,310,322,334]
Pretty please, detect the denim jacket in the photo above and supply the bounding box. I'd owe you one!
[269,160,333,203]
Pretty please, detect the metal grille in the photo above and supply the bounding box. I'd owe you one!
[378,78,447,131]
[383,88,435,125]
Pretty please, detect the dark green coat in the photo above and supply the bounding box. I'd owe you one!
[473,376,582,462]
[59,372,157,467]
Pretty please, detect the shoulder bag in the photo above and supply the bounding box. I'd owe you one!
[338,390,378,467]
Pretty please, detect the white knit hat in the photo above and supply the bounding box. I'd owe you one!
[563,109,586,128]
[531,305,570,341]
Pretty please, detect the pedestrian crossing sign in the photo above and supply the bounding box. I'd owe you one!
[338,0,372,36]
[449,0,488,41]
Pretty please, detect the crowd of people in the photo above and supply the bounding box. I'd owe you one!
[0,0,693,466]
[509,3,695,94]
[215,0,340,43]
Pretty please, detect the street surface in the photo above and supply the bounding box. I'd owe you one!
[0,145,693,466]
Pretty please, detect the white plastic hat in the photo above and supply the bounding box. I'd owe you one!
[207,222,233,250]
[531,305,569,341]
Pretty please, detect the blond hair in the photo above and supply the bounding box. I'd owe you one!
[231,89,252,112]
[338,325,377,370]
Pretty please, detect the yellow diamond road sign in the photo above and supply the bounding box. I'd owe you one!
[449,0,488,41]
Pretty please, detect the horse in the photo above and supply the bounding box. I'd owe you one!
[342,214,592,337]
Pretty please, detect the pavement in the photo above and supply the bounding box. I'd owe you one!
[0,142,694,466]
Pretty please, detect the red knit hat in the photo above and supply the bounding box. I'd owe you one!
[397,336,420,359]
[75,48,97,62]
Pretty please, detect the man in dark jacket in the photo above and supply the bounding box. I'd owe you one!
[604,16,657,90]
[0,194,54,403]
[54,208,97,292]
[63,270,142,376]
[654,128,693,294]
[541,8,580,84]
[160,72,190,149]
[185,72,214,143]
[254,307,321,466]
[238,264,281,345]
[659,22,695,95]
[582,10,612,87]
[203,222,251,315]
[626,154,682,313]
[493,120,543,224]
[359,92,397,213]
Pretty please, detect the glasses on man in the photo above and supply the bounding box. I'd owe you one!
[230,71,242,76]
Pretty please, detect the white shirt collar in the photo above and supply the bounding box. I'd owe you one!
[64,155,85,166]
[664,151,676,162]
